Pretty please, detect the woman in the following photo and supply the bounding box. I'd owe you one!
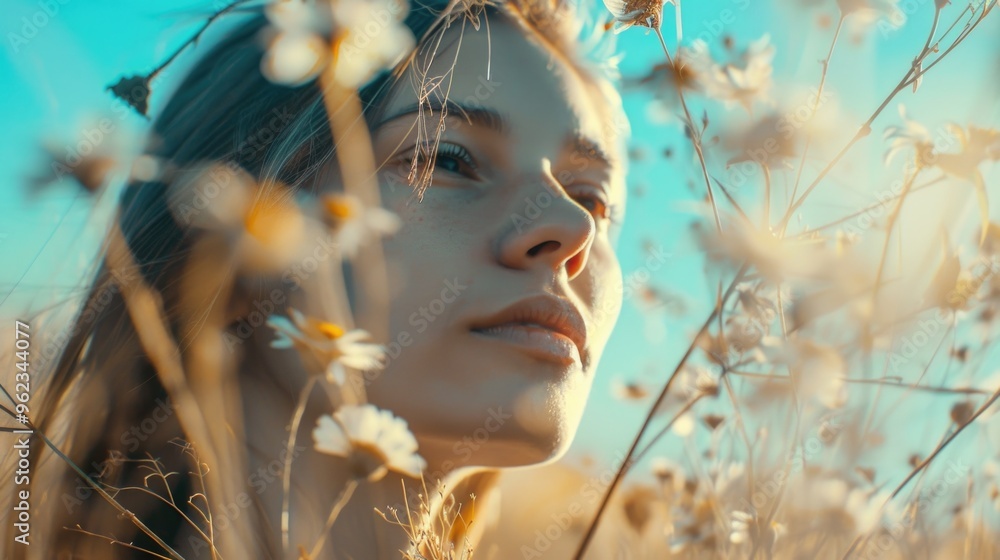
[11,0,629,557]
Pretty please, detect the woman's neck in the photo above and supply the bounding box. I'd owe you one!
[239,362,481,559]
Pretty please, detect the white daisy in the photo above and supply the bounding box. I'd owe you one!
[168,163,311,273]
[321,193,401,257]
[268,308,386,384]
[313,404,427,481]
[261,0,333,85]
[261,0,414,88]
[329,0,414,88]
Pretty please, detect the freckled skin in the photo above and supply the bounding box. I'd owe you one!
[352,18,625,472]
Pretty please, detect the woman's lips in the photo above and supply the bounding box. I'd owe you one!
[471,322,582,366]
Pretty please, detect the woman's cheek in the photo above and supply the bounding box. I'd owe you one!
[586,240,624,337]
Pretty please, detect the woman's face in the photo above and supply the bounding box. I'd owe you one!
[365,16,624,473]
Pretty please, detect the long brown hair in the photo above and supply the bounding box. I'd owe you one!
[4,1,627,558]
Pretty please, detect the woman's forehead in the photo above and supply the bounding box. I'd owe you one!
[380,15,620,165]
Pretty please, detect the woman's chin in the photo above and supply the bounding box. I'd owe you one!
[416,425,576,477]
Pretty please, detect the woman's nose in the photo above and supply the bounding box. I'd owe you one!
[496,165,595,279]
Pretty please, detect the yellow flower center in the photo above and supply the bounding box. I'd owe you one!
[324,196,354,220]
[317,321,345,339]
[243,186,301,245]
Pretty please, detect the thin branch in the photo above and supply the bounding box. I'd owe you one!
[842,382,1000,559]
[37,427,186,560]
[572,263,749,559]
[785,14,846,226]
[149,0,255,82]
[282,375,319,555]
[308,479,360,559]
[778,4,995,231]
[653,28,723,234]
[66,526,174,560]
[795,175,944,235]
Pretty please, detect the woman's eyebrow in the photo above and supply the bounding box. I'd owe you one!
[375,99,509,134]
[568,134,615,169]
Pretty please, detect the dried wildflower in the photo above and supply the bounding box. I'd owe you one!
[651,457,685,493]
[787,476,886,534]
[634,284,686,316]
[696,330,729,365]
[612,377,651,401]
[924,240,963,310]
[725,316,765,355]
[603,0,668,34]
[979,306,996,323]
[724,114,801,168]
[107,74,152,117]
[934,125,1000,242]
[678,366,720,398]
[768,339,847,408]
[632,52,701,94]
[950,346,969,362]
[884,105,936,169]
[836,0,906,30]
[631,52,702,121]
[313,404,426,481]
[702,414,725,430]
[687,35,775,113]
[621,485,657,534]
[843,487,888,533]
[29,144,117,195]
[888,111,1000,241]
[699,216,828,284]
[321,193,401,257]
[268,308,386,384]
[855,466,876,484]
[950,400,975,425]
[737,287,778,324]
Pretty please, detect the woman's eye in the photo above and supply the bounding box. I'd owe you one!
[407,142,479,179]
[573,191,613,222]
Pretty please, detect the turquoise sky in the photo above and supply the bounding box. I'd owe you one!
[2,0,999,487]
